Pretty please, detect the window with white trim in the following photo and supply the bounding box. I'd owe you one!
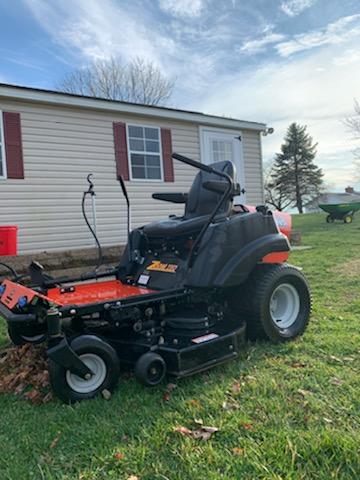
[127,125,162,180]
[0,113,6,178]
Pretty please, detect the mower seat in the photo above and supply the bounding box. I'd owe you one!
[144,161,236,238]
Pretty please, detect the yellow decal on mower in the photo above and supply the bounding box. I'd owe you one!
[147,260,178,273]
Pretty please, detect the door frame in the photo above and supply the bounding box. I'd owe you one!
[199,126,246,201]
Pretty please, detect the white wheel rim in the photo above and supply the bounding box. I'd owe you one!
[21,334,45,342]
[66,353,107,394]
[270,283,300,329]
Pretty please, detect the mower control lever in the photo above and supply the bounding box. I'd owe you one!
[117,175,132,262]
[172,153,214,173]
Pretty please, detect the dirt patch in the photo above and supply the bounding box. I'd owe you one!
[330,258,360,277]
[0,344,52,404]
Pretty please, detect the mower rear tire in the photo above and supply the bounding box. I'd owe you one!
[239,264,311,342]
[8,324,47,346]
[49,335,120,403]
[343,214,353,224]
[134,352,166,387]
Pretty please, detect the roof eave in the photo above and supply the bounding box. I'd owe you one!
[0,84,266,132]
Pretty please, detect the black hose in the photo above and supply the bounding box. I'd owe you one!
[81,192,103,271]
[0,262,21,281]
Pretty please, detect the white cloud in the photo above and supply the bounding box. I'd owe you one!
[333,48,360,66]
[280,0,316,17]
[159,0,205,18]
[276,14,360,57]
[240,32,286,54]
[21,0,360,189]
[198,43,360,189]
[23,0,176,65]
[22,0,217,102]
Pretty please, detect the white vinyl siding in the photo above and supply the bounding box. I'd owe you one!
[0,112,7,179]
[0,99,264,254]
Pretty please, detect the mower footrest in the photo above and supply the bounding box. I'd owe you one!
[158,323,246,377]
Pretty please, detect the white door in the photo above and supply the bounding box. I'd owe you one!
[201,128,246,203]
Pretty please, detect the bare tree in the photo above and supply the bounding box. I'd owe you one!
[344,98,360,175]
[344,98,360,137]
[264,164,293,211]
[57,57,175,106]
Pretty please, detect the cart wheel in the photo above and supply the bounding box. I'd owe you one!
[326,215,334,223]
[49,335,120,403]
[8,324,47,346]
[343,214,353,224]
[239,264,311,342]
[134,352,166,387]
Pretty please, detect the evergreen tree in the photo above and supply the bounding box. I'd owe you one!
[265,123,323,213]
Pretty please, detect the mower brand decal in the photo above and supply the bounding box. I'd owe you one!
[192,333,219,344]
[147,261,178,273]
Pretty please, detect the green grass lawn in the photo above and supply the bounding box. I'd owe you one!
[0,213,359,480]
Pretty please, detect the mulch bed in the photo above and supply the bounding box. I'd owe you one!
[0,343,53,404]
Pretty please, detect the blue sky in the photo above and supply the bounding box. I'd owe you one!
[1,0,360,190]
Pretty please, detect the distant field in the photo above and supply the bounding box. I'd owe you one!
[0,212,359,479]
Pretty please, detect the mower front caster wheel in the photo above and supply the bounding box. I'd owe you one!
[134,352,166,386]
[326,215,334,223]
[49,335,120,403]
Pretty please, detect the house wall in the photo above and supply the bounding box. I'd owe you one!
[0,99,264,254]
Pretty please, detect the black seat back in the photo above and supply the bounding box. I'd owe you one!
[184,161,236,219]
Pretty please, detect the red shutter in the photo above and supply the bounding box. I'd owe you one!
[113,122,129,180]
[3,112,24,179]
[161,128,174,182]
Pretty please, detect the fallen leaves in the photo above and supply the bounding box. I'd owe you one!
[328,355,343,364]
[231,447,245,456]
[101,389,112,400]
[323,417,333,424]
[242,423,253,431]
[291,361,307,369]
[114,452,125,460]
[222,398,239,411]
[297,388,312,397]
[330,377,344,386]
[192,426,219,441]
[0,344,52,403]
[231,381,241,394]
[50,433,61,449]
[162,382,177,402]
[174,423,219,441]
[188,398,202,409]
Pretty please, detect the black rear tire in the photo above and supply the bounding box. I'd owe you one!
[49,335,120,403]
[237,264,311,342]
[8,324,47,346]
[134,352,166,386]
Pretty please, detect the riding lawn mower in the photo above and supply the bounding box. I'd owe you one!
[0,153,311,403]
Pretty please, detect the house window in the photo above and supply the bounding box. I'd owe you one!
[0,113,6,178]
[127,125,162,180]
[211,139,233,162]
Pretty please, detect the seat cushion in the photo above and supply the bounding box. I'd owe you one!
[143,215,211,238]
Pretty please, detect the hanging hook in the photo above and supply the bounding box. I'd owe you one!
[86,173,95,196]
